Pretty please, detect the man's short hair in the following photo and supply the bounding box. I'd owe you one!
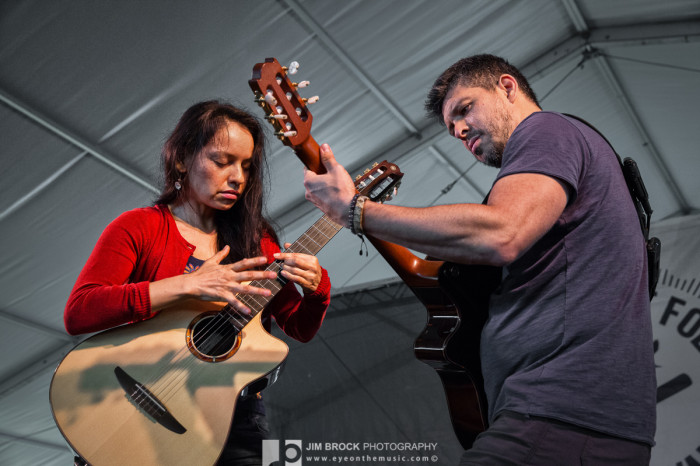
[425,54,540,124]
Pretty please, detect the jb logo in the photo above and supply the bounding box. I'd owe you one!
[262,439,303,466]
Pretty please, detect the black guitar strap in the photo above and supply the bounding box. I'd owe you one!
[563,113,660,299]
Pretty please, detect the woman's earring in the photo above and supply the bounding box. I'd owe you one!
[174,178,182,190]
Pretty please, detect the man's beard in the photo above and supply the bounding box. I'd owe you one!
[476,105,513,168]
[480,141,505,168]
[473,129,508,168]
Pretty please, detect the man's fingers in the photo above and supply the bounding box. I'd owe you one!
[319,143,338,170]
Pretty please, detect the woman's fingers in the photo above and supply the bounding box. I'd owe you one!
[202,245,230,266]
[273,251,321,292]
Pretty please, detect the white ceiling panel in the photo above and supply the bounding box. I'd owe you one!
[1,1,698,463]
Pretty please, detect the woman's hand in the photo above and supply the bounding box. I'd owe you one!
[151,247,276,315]
[274,243,322,294]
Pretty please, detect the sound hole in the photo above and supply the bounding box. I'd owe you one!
[186,312,242,362]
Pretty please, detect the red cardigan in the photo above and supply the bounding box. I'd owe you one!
[64,204,330,342]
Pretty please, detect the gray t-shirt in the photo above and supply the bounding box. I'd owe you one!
[482,111,656,445]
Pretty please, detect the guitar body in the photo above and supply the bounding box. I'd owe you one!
[50,306,287,466]
[367,234,500,449]
[413,261,501,448]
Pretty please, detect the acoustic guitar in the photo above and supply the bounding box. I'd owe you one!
[49,104,403,465]
[249,58,498,449]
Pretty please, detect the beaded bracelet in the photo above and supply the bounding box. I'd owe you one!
[347,193,369,237]
[347,193,360,232]
[352,195,367,236]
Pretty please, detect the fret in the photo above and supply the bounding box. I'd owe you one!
[218,214,344,322]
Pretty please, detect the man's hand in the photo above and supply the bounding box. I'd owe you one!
[303,144,357,226]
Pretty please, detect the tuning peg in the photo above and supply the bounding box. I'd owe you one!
[266,114,288,121]
[264,92,277,106]
[384,186,399,202]
[275,130,298,139]
[303,96,319,104]
[294,80,310,89]
[287,61,300,75]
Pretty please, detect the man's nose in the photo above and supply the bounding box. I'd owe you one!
[453,120,468,140]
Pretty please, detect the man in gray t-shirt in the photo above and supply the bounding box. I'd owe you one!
[303,54,656,465]
[485,111,655,443]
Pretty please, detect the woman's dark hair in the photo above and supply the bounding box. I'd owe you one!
[156,100,277,263]
[425,54,540,123]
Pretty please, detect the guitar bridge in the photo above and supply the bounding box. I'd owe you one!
[114,366,186,434]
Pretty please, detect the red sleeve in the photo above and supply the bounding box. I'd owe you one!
[64,211,154,335]
[260,234,331,343]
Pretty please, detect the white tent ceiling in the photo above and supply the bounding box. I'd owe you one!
[1,1,699,464]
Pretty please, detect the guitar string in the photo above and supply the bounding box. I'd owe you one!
[108,223,341,451]
[128,239,301,409]
[152,219,340,405]
[150,227,328,402]
[146,217,342,407]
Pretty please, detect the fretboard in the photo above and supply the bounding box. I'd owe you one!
[223,214,342,320]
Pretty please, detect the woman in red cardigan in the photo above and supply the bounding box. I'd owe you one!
[65,100,331,465]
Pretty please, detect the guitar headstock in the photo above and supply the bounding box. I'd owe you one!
[354,160,404,203]
[249,58,324,173]
[249,58,403,200]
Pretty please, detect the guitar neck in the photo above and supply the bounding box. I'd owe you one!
[248,56,406,315]
[229,214,342,318]
[293,136,325,174]
[290,134,439,288]
[285,214,343,256]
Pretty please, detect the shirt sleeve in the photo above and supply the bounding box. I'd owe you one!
[259,234,331,343]
[498,112,588,204]
[64,211,154,335]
